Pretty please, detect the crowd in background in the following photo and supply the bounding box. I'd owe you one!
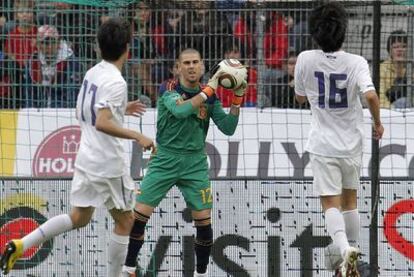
[0,0,410,109]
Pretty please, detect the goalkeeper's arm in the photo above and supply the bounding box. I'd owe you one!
[229,80,247,116]
[163,70,223,118]
[210,82,247,136]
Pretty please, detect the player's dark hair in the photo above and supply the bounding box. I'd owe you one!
[97,18,132,61]
[387,30,407,53]
[287,49,297,59]
[309,2,348,52]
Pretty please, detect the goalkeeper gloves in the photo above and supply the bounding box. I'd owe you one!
[231,80,248,107]
[202,66,224,98]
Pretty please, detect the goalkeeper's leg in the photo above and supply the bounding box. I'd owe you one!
[192,209,213,276]
[123,203,153,275]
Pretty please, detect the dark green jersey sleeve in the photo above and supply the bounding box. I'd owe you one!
[210,100,239,136]
[162,90,195,118]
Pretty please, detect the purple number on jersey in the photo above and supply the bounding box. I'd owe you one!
[314,71,348,109]
[80,79,98,125]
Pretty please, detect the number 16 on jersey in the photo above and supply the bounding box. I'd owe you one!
[314,71,348,109]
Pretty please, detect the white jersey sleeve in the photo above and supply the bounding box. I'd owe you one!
[356,58,376,94]
[95,81,127,109]
[95,80,127,124]
[294,53,306,96]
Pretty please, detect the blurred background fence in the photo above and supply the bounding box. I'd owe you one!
[0,0,412,109]
[0,0,414,276]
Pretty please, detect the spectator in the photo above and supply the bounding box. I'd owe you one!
[288,11,313,53]
[37,1,106,65]
[0,2,12,108]
[0,7,16,36]
[0,53,13,108]
[129,1,173,106]
[171,1,233,71]
[36,2,73,36]
[215,41,258,107]
[3,0,37,107]
[214,0,245,29]
[3,0,37,69]
[23,25,83,108]
[271,50,308,108]
[380,30,409,109]
[234,9,288,78]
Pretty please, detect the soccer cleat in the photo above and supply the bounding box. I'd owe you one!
[335,260,371,277]
[324,243,343,271]
[194,270,208,277]
[338,247,361,277]
[0,239,24,275]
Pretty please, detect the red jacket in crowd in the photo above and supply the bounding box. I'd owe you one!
[4,26,37,68]
[234,12,288,69]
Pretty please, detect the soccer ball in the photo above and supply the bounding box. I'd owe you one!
[217,59,247,90]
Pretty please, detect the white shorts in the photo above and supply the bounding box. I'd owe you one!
[310,153,361,196]
[70,168,135,211]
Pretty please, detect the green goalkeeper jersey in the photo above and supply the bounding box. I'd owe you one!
[156,79,239,153]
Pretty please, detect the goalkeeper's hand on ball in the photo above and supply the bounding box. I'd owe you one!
[207,65,226,90]
[232,80,247,107]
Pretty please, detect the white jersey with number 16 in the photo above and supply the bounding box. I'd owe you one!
[75,60,128,178]
[295,50,375,158]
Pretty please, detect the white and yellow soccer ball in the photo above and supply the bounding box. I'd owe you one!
[217,59,248,90]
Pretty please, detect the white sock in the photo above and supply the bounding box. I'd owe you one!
[22,214,73,251]
[108,232,129,277]
[325,208,350,258]
[122,265,136,273]
[343,209,360,248]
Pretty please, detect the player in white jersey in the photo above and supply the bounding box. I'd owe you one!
[295,3,383,277]
[0,18,155,276]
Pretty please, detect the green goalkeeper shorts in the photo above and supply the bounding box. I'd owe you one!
[137,147,212,211]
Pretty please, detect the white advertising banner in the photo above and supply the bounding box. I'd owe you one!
[10,108,414,178]
[0,179,412,276]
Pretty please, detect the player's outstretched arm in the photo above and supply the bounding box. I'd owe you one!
[364,90,384,140]
[95,108,155,151]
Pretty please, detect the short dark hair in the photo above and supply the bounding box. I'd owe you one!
[309,2,348,52]
[178,48,201,61]
[287,49,297,59]
[97,18,132,61]
[387,30,407,53]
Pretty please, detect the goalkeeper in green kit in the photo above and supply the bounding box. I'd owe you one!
[121,48,247,277]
